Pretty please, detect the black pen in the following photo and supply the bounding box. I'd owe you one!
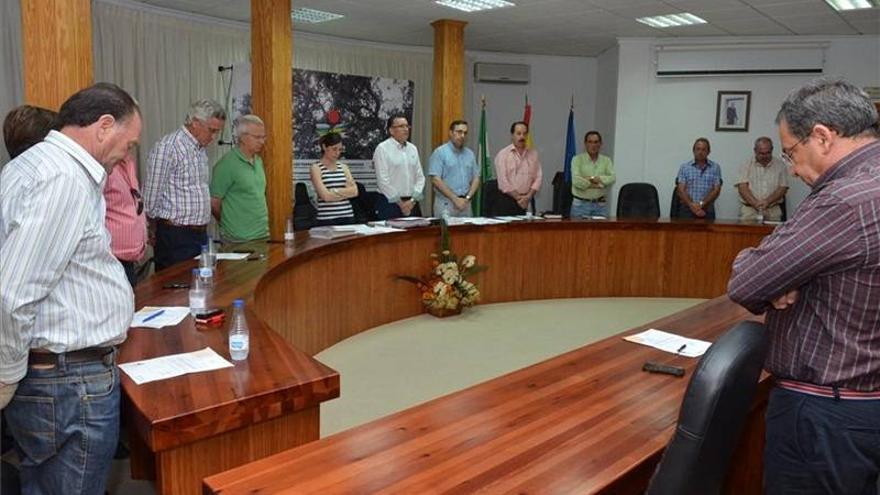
[676,344,687,354]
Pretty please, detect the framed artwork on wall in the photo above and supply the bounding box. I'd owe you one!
[715,91,751,132]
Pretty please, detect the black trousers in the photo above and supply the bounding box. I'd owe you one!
[154,222,207,272]
[117,259,137,287]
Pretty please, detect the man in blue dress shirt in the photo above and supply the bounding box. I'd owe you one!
[675,137,722,219]
[428,120,480,217]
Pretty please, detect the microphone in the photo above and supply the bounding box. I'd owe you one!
[218,65,233,72]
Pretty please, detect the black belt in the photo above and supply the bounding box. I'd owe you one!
[29,346,115,366]
[157,218,207,232]
[573,195,605,203]
[400,196,413,201]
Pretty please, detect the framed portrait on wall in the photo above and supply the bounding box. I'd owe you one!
[715,91,751,132]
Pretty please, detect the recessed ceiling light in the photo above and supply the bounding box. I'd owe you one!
[824,0,878,10]
[435,0,515,13]
[291,7,344,24]
[636,13,707,28]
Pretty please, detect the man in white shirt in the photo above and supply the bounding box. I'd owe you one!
[0,83,140,494]
[735,136,789,222]
[373,115,425,219]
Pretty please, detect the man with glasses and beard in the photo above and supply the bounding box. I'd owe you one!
[373,114,425,219]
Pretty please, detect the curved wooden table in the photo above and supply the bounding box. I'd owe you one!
[120,219,771,495]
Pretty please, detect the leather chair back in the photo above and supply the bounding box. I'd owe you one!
[645,321,768,495]
[616,182,660,219]
[293,182,317,231]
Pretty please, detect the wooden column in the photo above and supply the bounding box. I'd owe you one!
[20,0,93,109]
[251,0,293,240]
[431,19,467,149]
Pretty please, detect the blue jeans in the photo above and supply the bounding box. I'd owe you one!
[764,387,880,495]
[570,197,608,218]
[4,351,120,495]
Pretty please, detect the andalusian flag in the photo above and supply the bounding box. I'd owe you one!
[523,95,533,149]
[473,96,492,216]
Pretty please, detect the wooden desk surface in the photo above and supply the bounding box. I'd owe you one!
[121,218,771,494]
[202,296,767,494]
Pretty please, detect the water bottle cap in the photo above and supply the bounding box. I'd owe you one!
[233,299,244,308]
[192,268,200,275]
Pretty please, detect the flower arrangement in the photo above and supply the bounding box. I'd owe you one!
[397,220,487,317]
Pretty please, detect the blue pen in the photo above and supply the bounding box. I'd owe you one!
[142,309,165,323]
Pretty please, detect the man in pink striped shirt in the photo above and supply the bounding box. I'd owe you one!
[104,154,146,286]
[493,121,542,215]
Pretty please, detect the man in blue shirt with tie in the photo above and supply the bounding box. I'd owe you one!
[428,120,480,217]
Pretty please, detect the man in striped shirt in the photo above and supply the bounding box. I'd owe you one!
[144,99,226,270]
[728,78,880,494]
[0,83,140,494]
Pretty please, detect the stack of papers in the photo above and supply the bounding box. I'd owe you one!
[623,329,712,358]
[131,306,191,329]
[119,347,233,385]
[309,226,360,239]
[192,252,250,260]
[346,224,404,236]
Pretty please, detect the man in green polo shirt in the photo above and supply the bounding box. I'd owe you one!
[210,114,269,242]
[570,130,615,218]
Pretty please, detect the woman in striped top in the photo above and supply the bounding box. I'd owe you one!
[310,132,359,225]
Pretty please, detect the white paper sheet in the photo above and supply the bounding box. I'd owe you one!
[192,252,250,260]
[119,347,234,385]
[130,306,191,329]
[623,329,712,358]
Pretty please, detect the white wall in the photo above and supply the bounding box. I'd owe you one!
[595,44,619,158]
[467,51,598,213]
[612,36,880,220]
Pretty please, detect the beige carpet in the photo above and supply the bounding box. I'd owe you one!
[317,297,704,437]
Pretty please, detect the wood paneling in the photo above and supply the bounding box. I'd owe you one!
[203,297,769,494]
[251,0,293,240]
[20,0,93,109]
[431,19,467,148]
[254,219,770,355]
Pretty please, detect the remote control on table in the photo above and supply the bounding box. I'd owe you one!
[642,361,686,377]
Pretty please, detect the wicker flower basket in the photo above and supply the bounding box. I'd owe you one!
[426,305,462,318]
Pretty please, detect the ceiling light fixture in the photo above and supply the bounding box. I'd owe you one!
[636,13,707,28]
[291,7,344,24]
[435,0,515,13]
[823,0,878,10]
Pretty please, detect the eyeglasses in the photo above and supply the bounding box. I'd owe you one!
[781,135,810,166]
[391,124,411,129]
[130,188,144,216]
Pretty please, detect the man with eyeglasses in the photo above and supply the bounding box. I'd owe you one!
[373,114,425,219]
[734,136,788,222]
[429,120,480,218]
[728,78,880,494]
[144,99,226,270]
[210,114,269,243]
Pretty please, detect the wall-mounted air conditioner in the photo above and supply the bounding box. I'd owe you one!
[474,62,530,84]
[654,42,828,78]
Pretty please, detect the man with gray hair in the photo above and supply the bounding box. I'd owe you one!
[144,99,226,270]
[210,114,269,242]
[734,136,788,222]
[728,78,880,494]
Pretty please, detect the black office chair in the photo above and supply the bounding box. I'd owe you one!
[293,182,317,231]
[350,182,381,223]
[645,321,768,495]
[481,179,504,216]
[551,171,573,217]
[779,197,787,221]
[670,183,683,218]
[617,182,660,219]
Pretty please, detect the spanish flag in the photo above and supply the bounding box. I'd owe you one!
[523,95,533,149]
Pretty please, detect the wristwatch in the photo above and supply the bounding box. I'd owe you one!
[465,194,472,201]
[698,200,704,208]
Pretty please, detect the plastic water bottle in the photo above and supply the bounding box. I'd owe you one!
[188,268,206,316]
[284,216,295,246]
[228,299,250,361]
[206,237,218,268]
[442,204,451,222]
[756,207,765,224]
[199,245,214,288]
